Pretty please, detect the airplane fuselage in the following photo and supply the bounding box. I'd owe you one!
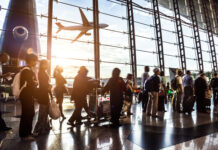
[61,23,108,32]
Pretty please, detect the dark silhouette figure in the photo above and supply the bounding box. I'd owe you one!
[34,60,52,135]
[19,53,38,141]
[53,66,67,119]
[194,73,208,113]
[102,68,126,126]
[0,53,12,131]
[68,66,99,126]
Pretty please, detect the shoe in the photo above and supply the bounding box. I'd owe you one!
[1,127,12,131]
[21,136,35,141]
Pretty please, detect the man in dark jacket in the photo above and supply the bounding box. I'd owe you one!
[0,53,12,131]
[102,68,126,127]
[145,68,160,117]
[68,66,99,126]
[210,72,218,107]
[194,73,208,113]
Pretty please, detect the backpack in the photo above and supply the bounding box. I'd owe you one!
[11,67,30,98]
[171,77,178,90]
[144,76,154,92]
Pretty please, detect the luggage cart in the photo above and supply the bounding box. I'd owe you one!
[87,88,111,125]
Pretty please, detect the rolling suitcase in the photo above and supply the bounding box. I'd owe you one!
[183,96,195,114]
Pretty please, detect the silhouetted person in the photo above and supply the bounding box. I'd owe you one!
[102,68,126,126]
[194,72,208,113]
[210,72,218,107]
[175,69,184,113]
[158,71,166,112]
[54,66,67,119]
[141,66,150,112]
[68,66,99,126]
[146,68,160,117]
[182,70,194,112]
[34,60,52,135]
[0,52,12,131]
[125,73,134,116]
[19,53,38,141]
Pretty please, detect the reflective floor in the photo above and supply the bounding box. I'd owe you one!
[0,99,218,150]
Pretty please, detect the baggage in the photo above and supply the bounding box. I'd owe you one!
[183,96,195,113]
[98,100,110,117]
[171,77,178,91]
[122,100,131,112]
[11,67,30,98]
[205,90,212,99]
[49,99,61,120]
[144,75,154,92]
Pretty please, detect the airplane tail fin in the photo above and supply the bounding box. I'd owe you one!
[55,22,64,34]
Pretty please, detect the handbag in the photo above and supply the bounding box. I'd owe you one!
[205,89,212,100]
[49,99,61,120]
[159,90,165,97]
[123,100,131,112]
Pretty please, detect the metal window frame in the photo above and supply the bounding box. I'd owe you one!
[202,0,217,71]
[153,0,165,73]
[188,0,204,72]
[126,0,137,85]
[172,0,187,72]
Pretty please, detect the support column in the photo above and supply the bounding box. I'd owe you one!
[172,0,187,72]
[188,0,204,72]
[202,0,217,71]
[126,0,137,85]
[93,0,100,80]
[152,0,165,73]
[47,0,53,75]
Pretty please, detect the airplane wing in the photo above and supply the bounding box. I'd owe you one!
[72,31,86,42]
[79,8,90,26]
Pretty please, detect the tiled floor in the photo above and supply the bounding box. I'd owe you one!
[0,99,218,150]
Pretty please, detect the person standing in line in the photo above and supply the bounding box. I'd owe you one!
[182,70,194,110]
[68,66,99,126]
[158,71,166,112]
[19,54,38,141]
[194,72,208,113]
[34,60,52,135]
[53,66,67,119]
[141,66,150,112]
[146,68,161,117]
[175,69,184,113]
[102,68,126,127]
[210,72,218,107]
[125,73,134,116]
[0,52,12,131]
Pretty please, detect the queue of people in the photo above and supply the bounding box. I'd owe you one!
[1,52,218,141]
[141,65,218,117]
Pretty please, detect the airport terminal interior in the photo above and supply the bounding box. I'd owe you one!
[1,0,218,149]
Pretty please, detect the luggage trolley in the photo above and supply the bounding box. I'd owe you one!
[88,88,111,125]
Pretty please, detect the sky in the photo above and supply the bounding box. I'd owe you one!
[0,0,218,82]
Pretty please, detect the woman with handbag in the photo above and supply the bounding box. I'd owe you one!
[53,66,67,119]
[34,60,52,135]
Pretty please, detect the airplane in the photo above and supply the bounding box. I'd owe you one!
[56,8,109,42]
